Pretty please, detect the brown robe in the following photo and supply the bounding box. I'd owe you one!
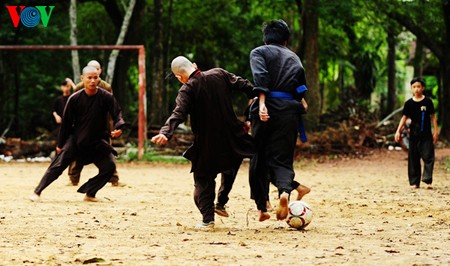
[160,68,255,176]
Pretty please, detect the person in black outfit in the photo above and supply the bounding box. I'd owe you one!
[52,78,75,126]
[151,56,255,230]
[30,66,125,202]
[249,19,310,222]
[395,77,438,189]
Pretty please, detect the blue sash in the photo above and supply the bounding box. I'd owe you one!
[268,85,308,143]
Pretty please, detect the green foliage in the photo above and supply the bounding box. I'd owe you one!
[118,144,188,163]
[0,0,447,144]
[444,156,450,171]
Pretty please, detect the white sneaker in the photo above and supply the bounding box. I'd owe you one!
[29,193,41,202]
[194,221,215,231]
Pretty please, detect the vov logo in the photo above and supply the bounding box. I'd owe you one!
[6,6,55,28]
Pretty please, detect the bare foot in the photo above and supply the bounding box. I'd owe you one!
[296,184,311,200]
[111,182,126,187]
[83,195,99,202]
[411,185,419,189]
[276,192,289,220]
[258,211,270,222]
[29,193,41,202]
[426,184,433,189]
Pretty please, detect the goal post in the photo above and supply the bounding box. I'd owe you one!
[0,45,147,159]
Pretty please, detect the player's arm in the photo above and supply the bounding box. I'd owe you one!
[74,81,84,92]
[65,78,76,90]
[431,113,439,144]
[258,92,269,122]
[57,98,74,153]
[301,98,308,112]
[108,94,126,138]
[53,111,62,124]
[152,88,191,145]
[394,115,407,143]
[250,48,271,122]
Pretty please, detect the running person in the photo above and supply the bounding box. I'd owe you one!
[151,56,255,230]
[249,19,310,222]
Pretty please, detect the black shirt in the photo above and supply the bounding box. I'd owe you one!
[402,97,435,139]
[53,95,70,117]
[58,88,125,151]
[249,44,306,115]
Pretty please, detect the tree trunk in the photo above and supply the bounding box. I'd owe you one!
[302,0,321,131]
[413,39,424,77]
[105,0,136,85]
[439,0,450,139]
[69,0,80,82]
[150,0,165,127]
[439,57,450,139]
[386,25,397,116]
[161,0,174,123]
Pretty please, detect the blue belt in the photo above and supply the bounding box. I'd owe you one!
[268,91,293,100]
[267,86,308,143]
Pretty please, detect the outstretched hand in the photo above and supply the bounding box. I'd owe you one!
[151,134,168,145]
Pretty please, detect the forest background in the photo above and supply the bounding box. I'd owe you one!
[0,0,449,156]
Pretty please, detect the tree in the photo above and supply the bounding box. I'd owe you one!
[386,23,397,116]
[105,0,136,85]
[301,0,321,131]
[69,0,80,82]
[149,0,165,127]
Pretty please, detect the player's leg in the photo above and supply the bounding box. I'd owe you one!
[77,153,115,201]
[408,139,421,188]
[193,173,216,229]
[215,160,241,217]
[31,140,76,201]
[249,154,271,221]
[249,117,271,221]
[420,138,434,188]
[292,180,311,200]
[110,169,126,187]
[267,113,297,220]
[68,160,83,186]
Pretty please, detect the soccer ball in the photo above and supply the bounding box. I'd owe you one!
[286,200,313,229]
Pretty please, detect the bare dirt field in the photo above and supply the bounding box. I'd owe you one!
[1,148,449,265]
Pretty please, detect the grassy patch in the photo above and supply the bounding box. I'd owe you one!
[117,145,189,164]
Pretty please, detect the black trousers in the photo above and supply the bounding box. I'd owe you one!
[69,160,119,184]
[250,113,298,212]
[216,161,242,207]
[34,139,116,198]
[193,173,217,223]
[408,137,434,186]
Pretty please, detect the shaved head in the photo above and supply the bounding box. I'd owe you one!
[171,56,195,75]
[82,65,98,75]
[87,60,101,69]
[171,56,197,84]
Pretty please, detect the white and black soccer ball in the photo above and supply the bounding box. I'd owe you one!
[286,200,313,229]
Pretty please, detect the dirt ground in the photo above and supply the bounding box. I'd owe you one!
[0,148,449,265]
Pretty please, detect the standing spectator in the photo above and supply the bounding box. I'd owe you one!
[249,19,310,222]
[395,77,438,189]
[30,66,125,202]
[151,56,255,230]
[52,78,75,126]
